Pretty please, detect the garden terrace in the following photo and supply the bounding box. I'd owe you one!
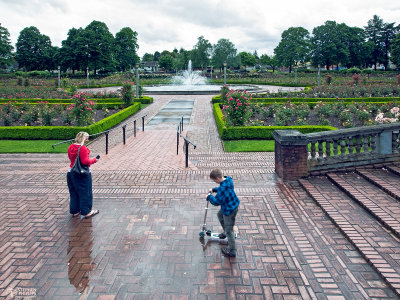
[273,123,400,179]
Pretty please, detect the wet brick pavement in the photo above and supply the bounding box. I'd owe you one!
[0,94,399,299]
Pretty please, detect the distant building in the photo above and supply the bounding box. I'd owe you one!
[141,61,158,72]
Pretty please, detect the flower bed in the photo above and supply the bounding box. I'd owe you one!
[214,88,400,141]
[248,101,400,128]
[0,95,153,127]
[0,102,142,140]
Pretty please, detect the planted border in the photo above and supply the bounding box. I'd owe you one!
[0,102,142,140]
[0,96,153,104]
[212,95,400,104]
[213,103,337,140]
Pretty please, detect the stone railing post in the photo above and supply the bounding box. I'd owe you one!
[273,130,308,180]
[377,130,393,155]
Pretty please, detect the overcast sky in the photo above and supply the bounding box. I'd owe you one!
[1,0,399,57]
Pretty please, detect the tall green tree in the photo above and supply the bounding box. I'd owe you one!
[211,38,239,70]
[381,22,399,69]
[83,21,115,74]
[238,52,257,68]
[158,54,174,71]
[260,54,279,72]
[142,53,154,62]
[191,36,211,69]
[115,27,139,71]
[175,48,191,71]
[59,27,85,73]
[311,21,348,70]
[391,33,400,68]
[365,15,385,70]
[340,26,366,68]
[153,51,161,61]
[360,41,375,68]
[0,23,14,69]
[274,27,310,72]
[15,26,54,71]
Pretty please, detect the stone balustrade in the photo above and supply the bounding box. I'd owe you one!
[273,123,400,180]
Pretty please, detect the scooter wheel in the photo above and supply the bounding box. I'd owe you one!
[199,232,205,238]
[206,230,212,236]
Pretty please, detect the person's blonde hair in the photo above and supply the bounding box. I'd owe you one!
[210,169,223,179]
[75,132,89,145]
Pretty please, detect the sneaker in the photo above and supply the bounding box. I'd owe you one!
[218,233,227,239]
[221,247,236,257]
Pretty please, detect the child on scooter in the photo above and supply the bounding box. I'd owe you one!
[207,169,240,257]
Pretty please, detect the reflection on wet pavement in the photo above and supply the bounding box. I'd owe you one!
[67,218,95,294]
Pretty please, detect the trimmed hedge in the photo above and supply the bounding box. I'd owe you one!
[0,102,141,140]
[213,103,336,140]
[212,95,400,104]
[211,79,313,87]
[0,96,153,104]
[77,83,124,88]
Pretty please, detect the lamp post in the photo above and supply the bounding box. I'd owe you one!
[223,61,227,85]
[57,66,60,89]
[318,65,321,86]
[86,66,89,87]
[135,63,140,98]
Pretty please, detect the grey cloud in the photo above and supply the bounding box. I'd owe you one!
[136,0,253,29]
[0,0,69,15]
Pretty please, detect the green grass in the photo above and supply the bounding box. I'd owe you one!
[0,140,70,153]
[223,140,275,152]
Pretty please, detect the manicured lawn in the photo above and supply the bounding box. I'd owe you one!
[223,140,275,152]
[0,140,70,153]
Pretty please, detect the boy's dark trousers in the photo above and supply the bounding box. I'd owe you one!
[217,207,238,252]
[67,172,93,216]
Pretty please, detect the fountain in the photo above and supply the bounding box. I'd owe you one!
[171,60,207,86]
[144,60,261,95]
[144,60,304,95]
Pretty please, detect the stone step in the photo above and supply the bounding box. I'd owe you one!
[299,176,400,296]
[326,172,400,239]
[356,167,400,201]
[189,152,275,170]
[386,164,400,177]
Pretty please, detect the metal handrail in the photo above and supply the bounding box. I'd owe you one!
[51,114,147,153]
[176,116,196,168]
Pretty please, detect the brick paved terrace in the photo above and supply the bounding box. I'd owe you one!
[0,94,399,299]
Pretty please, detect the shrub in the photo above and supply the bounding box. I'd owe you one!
[21,106,38,125]
[325,74,333,85]
[220,85,230,102]
[120,82,133,106]
[37,101,55,126]
[69,92,96,126]
[347,67,362,74]
[351,74,362,85]
[222,89,252,126]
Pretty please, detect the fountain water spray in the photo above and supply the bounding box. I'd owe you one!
[171,60,207,85]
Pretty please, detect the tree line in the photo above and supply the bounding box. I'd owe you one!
[0,15,400,74]
[0,21,139,74]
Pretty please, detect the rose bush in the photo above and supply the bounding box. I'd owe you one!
[222,90,252,126]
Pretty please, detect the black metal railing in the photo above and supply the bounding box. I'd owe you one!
[176,116,196,168]
[52,115,147,154]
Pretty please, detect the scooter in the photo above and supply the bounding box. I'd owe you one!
[199,193,228,243]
